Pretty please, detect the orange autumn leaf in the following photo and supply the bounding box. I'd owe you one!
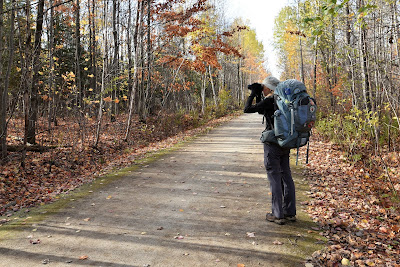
[103,96,112,103]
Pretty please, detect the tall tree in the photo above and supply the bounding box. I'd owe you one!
[26,0,45,145]
[75,0,83,108]
[125,0,142,141]
[0,0,5,160]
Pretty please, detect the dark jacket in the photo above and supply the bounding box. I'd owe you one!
[244,94,276,131]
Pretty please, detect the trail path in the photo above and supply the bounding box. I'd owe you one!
[0,114,320,267]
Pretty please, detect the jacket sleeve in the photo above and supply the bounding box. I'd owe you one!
[244,95,274,114]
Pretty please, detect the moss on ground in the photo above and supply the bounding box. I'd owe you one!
[0,138,189,241]
[281,157,326,261]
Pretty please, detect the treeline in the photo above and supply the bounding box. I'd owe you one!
[274,0,400,156]
[0,0,267,161]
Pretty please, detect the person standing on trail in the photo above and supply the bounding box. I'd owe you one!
[243,76,296,225]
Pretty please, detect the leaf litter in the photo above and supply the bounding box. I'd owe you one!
[300,136,400,266]
[0,114,236,218]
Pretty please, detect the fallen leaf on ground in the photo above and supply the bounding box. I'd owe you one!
[341,258,350,266]
[79,255,89,260]
[273,240,283,245]
[246,232,255,238]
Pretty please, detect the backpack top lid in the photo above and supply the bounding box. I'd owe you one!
[274,79,307,102]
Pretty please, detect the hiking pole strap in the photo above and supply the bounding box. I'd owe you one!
[296,147,299,165]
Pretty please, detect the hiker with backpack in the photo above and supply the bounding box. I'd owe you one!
[244,76,316,225]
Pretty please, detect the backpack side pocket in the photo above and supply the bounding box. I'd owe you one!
[260,129,278,144]
[274,110,289,139]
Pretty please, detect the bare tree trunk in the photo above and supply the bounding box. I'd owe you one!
[201,73,206,115]
[237,58,241,104]
[125,0,141,141]
[138,3,145,121]
[0,0,5,160]
[358,0,372,112]
[144,0,151,117]
[360,27,372,111]
[48,0,55,130]
[22,0,32,167]
[26,0,45,145]
[112,0,119,120]
[299,37,305,84]
[75,0,82,108]
[209,66,217,106]
[345,2,357,108]
[394,1,400,107]
[313,42,318,99]
[89,0,97,94]
[297,0,305,83]
[95,59,106,147]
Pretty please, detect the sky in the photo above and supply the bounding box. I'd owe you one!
[224,0,292,77]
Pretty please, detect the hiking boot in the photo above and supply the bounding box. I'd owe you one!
[266,213,285,225]
[284,215,297,222]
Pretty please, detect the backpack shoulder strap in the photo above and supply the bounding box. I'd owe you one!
[273,94,278,111]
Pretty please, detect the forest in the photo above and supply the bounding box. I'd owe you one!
[0,0,400,266]
[0,0,267,158]
[274,0,400,265]
[0,0,266,207]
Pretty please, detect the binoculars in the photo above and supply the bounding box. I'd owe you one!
[247,83,263,95]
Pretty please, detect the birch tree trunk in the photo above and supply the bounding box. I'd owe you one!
[201,74,206,115]
[209,66,217,106]
[94,0,109,147]
[125,0,142,141]
[360,26,372,111]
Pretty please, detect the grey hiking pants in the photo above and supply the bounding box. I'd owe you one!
[264,143,296,219]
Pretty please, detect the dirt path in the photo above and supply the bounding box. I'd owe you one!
[0,114,321,267]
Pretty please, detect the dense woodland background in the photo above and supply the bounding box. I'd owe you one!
[0,0,266,162]
[274,0,400,198]
[0,0,400,265]
[275,1,400,265]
